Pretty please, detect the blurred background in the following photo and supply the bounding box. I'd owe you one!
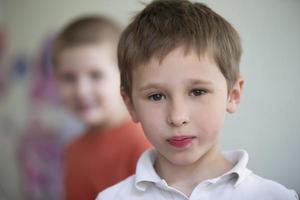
[0,0,299,199]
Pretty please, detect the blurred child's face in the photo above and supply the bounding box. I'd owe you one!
[55,44,124,128]
[123,47,242,167]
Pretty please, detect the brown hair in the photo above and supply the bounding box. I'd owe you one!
[118,0,242,96]
[53,15,121,67]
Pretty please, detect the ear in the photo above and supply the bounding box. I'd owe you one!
[226,77,244,113]
[121,90,140,123]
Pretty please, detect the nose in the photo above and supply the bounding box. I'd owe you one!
[167,98,190,127]
[75,78,90,98]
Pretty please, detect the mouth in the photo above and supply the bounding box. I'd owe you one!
[167,136,196,148]
[75,102,95,113]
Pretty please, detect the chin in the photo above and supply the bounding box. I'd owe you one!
[81,115,104,127]
[165,151,199,166]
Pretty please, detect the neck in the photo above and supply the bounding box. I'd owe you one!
[155,145,233,197]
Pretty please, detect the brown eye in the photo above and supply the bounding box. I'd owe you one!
[90,71,102,81]
[60,73,76,83]
[148,93,166,101]
[190,89,206,96]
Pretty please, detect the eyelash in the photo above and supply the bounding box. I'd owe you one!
[90,71,102,80]
[148,93,166,101]
[189,88,207,96]
[147,88,207,101]
[61,73,76,83]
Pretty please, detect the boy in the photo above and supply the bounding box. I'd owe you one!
[96,0,298,199]
[52,16,150,200]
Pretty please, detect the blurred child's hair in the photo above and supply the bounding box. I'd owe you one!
[53,15,121,66]
[118,0,242,96]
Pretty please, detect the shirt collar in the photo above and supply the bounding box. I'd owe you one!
[135,149,161,191]
[210,149,252,187]
[135,149,252,191]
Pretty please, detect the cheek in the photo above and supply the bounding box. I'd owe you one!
[193,105,226,137]
[96,82,120,105]
[98,75,120,95]
[135,104,164,142]
[142,123,162,148]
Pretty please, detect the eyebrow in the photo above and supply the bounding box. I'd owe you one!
[138,78,213,91]
[187,78,213,86]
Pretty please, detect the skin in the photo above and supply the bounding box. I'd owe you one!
[55,43,128,132]
[123,47,243,196]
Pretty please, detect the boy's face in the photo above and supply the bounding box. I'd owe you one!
[123,47,243,167]
[55,44,123,127]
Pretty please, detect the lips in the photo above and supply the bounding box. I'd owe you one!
[167,136,196,148]
[75,101,95,112]
[77,104,92,110]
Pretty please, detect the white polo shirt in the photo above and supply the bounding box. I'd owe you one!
[96,149,298,200]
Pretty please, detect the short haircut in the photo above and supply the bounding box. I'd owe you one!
[118,0,242,96]
[53,15,121,67]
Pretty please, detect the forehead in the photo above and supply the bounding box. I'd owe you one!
[131,47,224,87]
[57,43,116,72]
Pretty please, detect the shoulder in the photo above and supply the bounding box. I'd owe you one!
[236,173,298,199]
[64,132,88,158]
[95,175,140,200]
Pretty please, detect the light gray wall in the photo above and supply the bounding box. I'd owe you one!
[0,0,299,199]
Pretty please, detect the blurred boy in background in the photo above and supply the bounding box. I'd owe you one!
[52,15,150,200]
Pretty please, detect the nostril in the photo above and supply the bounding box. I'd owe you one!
[167,117,189,127]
